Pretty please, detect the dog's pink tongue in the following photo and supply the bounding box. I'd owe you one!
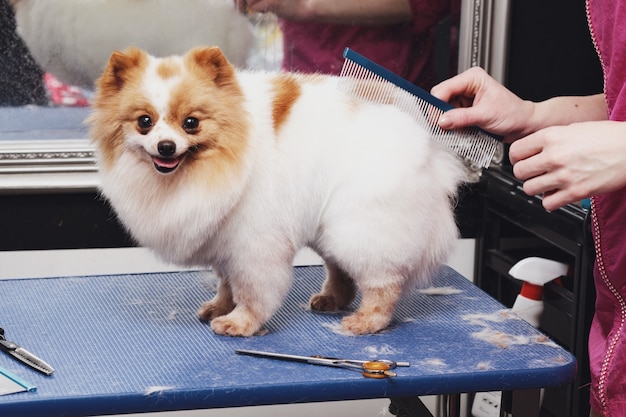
[153,157,179,169]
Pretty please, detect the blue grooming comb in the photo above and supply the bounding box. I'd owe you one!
[339,48,502,168]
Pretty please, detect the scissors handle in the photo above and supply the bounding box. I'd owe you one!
[361,361,396,378]
[338,357,410,370]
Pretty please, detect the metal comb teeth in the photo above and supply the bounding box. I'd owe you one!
[338,48,502,169]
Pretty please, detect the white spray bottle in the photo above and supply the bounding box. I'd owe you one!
[508,257,569,327]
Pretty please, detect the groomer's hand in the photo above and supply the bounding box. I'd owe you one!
[234,0,302,18]
[509,120,626,211]
[431,67,535,143]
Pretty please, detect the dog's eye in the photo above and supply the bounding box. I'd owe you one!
[137,115,153,133]
[182,117,200,133]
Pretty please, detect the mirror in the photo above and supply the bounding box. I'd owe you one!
[0,0,473,193]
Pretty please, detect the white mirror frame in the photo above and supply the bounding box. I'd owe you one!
[0,0,511,195]
[0,138,97,193]
[458,0,510,80]
[0,107,97,193]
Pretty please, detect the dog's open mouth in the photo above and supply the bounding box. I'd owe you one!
[152,156,181,174]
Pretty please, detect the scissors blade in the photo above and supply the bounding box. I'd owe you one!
[0,330,54,376]
[235,349,328,365]
[9,347,54,376]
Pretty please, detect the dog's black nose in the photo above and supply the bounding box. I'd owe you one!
[157,140,176,157]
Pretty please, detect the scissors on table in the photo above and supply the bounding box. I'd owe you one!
[236,349,409,378]
[0,327,54,375]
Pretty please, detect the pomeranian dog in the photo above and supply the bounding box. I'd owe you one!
[89,46,467,337]
[10,0,255,88]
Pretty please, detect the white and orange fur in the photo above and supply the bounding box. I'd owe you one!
[89,46,467,337]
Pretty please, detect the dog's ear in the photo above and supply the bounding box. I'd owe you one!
[187,46,235,87]
[99,47,147,91]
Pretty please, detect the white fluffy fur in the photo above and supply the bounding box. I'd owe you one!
[91,47,467,336]
[10,0,254,88]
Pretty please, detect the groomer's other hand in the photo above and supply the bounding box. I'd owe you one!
[431,67,535,143]
[509,121,626,211]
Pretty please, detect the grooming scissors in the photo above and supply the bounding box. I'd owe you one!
[236,349,409,378]
[0,327,54,375]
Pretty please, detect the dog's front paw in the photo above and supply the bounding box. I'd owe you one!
[210,310,262,337]
[341,311,392,335]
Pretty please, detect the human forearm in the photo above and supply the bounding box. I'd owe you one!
[523,94,608,137]
[237,0,412,24]
[302,0,412,24]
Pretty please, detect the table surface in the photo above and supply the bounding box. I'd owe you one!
[0,265,576,417]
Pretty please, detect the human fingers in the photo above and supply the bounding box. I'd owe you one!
[512,153,576,212]
[432,68,531,141]
[437,105,523,144]
[541,191,581,212]
[509,129,575,199]
[540,189,580,212]
[508,132,560,202]
[509,122,626,211]
[437,107,491,132]
[431,66,488,104]
[523,173,587,212]
[508,133,545,170]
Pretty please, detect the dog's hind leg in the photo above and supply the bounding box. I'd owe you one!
[197,273,236,322]
[309,260,357,312]
[341,277,403,335]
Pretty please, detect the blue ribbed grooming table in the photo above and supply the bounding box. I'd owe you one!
[0,265,575,417]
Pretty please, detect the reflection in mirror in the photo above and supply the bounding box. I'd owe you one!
[242,0,461,90]
[0,0,460,192]
[9,0,259,88]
